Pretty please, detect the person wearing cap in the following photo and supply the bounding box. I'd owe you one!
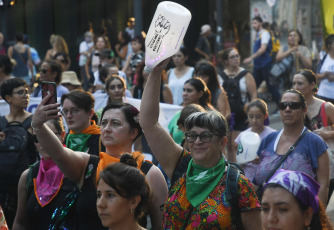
[195,24,213,61]
[61,71,82,91]
[261,169,333,229]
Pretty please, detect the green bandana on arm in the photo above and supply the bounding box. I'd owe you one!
[186,158,226,207]
[66,133,91,152]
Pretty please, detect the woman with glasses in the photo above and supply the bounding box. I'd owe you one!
[220,47,257,162]
[31,98,168,229]
[31,60,69,98]
[60,90,104,156]
[139,59,261,229]
[293,69,334,202]
[13,118,79,230]
[253,89,329,205]
[0,78,38,228]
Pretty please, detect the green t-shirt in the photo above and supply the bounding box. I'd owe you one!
[168,111,184,144]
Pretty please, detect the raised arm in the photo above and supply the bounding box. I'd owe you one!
[31,95,90,185]
[139,59,183,179]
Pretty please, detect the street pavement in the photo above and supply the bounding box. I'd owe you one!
[266,100,334,223]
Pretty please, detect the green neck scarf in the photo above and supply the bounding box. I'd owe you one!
[66,133,91,152]
[186,158,225,207]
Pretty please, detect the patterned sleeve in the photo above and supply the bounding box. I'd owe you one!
[238,174,261,212]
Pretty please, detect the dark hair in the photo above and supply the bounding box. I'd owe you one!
[135,62,145,87]
[99,63,115,83]
[220,47,238,66]
[262,22,270,30]
[252,16,263,23]
[43,60,62,84]
[53,51,70,64]
[105,75,126,104]
[246,99,268,115]
[131,36,145,52]
[61,90,95,112]
[184,77,212,109]
[0,78,28,102]
[194,60,220,93]
[296,69,317,92]
[185,110,228,138]
[98,153,150,220]
[281,89,306,109]
[246,99,269,125]
[264,184,334,229]
[288,29,304,45]
[0,55,12,75]
[119,30,131,48]
[15,32,24,42]
[47,118,65,133]
[325,34,334,51]
[177,104,205,128]
[100,103,142,140]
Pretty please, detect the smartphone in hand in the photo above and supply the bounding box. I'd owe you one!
[41,81,57,105]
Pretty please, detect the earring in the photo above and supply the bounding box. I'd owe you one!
[130,208,133,213]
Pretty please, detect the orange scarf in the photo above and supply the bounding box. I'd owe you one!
[69,120,101,135]
[96,151,145,182]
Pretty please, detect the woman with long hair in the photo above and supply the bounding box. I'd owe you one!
[166,47,194,106]
[44,35,69,61]
[194,60,230,118]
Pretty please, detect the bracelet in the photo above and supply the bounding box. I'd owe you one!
[31,122,42,131]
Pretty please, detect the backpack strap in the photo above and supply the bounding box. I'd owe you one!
[140,161,153,175]
[21,115,33,130]
[225,162,244,230]
[235,70,248,81]
[0,116,7,130]
[320,102,328,127]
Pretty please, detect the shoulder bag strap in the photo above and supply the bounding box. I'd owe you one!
[262,129,309,185]
[320,102,328,127]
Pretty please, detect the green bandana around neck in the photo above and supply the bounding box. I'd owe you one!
[186,157,225,207]
[66,133,91,152]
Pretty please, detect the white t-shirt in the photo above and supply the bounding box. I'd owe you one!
[79,41,94,66]
[318,54,334,99]
[168,67,194,105]
[259,29,270,44]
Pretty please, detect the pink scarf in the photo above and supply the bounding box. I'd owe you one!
[34,158,64,207]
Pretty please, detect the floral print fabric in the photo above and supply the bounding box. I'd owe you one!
[163,151,260,229]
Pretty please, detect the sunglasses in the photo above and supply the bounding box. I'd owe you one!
[278,102,303,110]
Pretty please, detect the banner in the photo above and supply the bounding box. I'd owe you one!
[321,0,334,36]
[0,94,182,131]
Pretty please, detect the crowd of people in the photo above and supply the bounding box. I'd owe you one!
[0,14,333,229]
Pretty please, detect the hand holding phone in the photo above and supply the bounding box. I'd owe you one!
[41,81,57,105]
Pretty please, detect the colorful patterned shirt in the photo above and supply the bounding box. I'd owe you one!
[163,151,260,229]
